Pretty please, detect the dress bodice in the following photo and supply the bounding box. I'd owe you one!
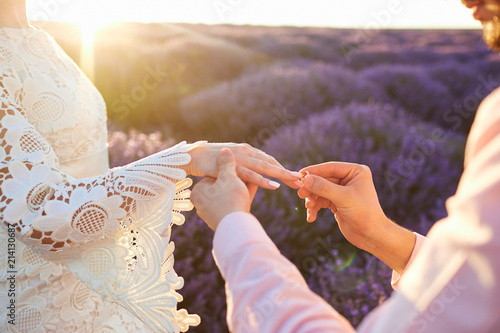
[0,27,200,333]
[0,27,108,178]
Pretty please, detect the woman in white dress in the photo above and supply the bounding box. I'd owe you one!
[0,2,303,332]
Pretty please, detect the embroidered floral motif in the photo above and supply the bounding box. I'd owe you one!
[0,27,200,332]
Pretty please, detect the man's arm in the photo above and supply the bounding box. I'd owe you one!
[358,94,500,332]
[191,150,355,332]
[193,117,500,332]
[213,211,355,333]
[298,162,417,274]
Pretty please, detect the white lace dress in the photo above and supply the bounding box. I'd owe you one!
[0,27,200,332]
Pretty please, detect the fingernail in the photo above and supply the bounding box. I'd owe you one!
[293,180,303,188]
[290,171,303,178]
[269,180,281,189]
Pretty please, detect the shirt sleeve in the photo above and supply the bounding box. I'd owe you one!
[213,211,355,333]
[390,233,426,289]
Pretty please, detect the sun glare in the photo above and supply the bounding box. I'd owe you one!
[77,18,113,81]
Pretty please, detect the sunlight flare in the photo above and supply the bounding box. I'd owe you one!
[79,23,96,81]
[78,19,112,81]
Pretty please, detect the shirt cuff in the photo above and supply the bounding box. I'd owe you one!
[213,211,276,280]
[391,232,427,289]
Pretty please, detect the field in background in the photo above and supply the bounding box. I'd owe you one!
[38,21,500,332]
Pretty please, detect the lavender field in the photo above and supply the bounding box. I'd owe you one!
[42,22,500,332]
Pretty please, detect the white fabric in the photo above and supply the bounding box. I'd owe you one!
[0,27,200,332]
[390,233,426,288]
[58,147,110,179]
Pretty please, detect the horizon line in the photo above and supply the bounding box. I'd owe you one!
[37,20,483,31]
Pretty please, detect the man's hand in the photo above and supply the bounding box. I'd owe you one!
[298,162,415,273]
[191,149,258,231]
[298,162,389,252]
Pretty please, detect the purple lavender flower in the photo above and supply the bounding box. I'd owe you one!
[108,128,176,167]
[246,102,465,326]
[360,64,454,128]
[180,60,385,143]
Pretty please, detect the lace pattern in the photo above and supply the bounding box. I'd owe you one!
[0,27,108,166]
[0,27,200,332]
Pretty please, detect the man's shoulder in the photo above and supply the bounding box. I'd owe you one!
[465,85,500,163]
[476,86,500,124]
[483,86,500,107]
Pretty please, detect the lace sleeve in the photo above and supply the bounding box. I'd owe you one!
[0,99,201,332]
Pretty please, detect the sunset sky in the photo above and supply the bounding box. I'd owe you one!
[27,0,481,29]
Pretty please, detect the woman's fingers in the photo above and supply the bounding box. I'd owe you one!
[193,143,302,188]
[244,156,301,180]
[236,165,282,190]
[232,145,302,188]
[239,144,284,169]
[240,157,301,188]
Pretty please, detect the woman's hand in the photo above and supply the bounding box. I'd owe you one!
[191,149,258,231]
[185,143,303,190]
[297,162,416,273]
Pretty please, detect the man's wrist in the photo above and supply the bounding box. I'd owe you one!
[214,210,250,231]
[359,215,393,254]
[213,211,253,232]
[363,217,416,273]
